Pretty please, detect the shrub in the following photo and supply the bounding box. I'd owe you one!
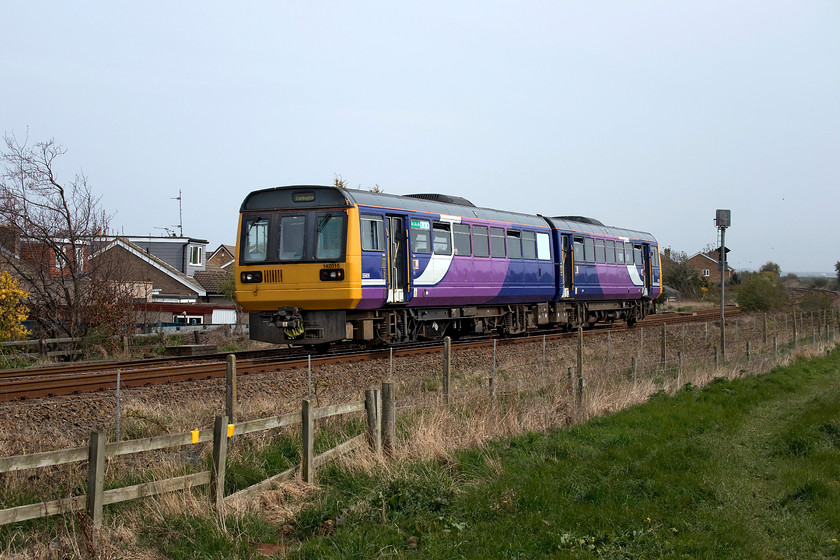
[736,272,788,311]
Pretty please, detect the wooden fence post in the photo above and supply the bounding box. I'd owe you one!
[365,389,382,457]
[381,383,395,457]
[763,314,768,345]
[442,336,451,405]
[210,415,228,512]
[577,327,583,380]
[301,400,314,483]
[631,357,637,387]
[226,355,237,424]
[714,347,719,370]
[86,431,106,529]
[746,341,751,362]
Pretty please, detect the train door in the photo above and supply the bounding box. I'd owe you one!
[562,234,573,298]
[386,216,407,303]
[642,244,652,297]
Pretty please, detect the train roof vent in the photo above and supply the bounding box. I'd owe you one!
[555,216,605,226]
[404,193,475,207]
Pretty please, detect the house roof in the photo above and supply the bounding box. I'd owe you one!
[92,237,206,296]
[194,269,232,294]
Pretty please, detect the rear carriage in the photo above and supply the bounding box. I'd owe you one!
[235,185,661,347]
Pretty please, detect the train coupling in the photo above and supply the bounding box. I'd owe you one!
[273,307,303,329]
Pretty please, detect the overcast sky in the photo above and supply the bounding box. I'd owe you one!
[2,2,838,274]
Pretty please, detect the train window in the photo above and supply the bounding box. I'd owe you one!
[453,223,471,256]
[473,225,490,257]
[361,214,384,252]
[606,240,616,264]
[242,217,268,263]
[507,230,522,259]
[433,223,452,255]
[315,214,346,260]
[490,227,506,258]
[634,245,643,265]
[536,232,550,260]
[616,241,625,264]
[624,242,634,264]
[410,219,432,254]
[584,238,595,263]
[573,238,584,263]
[595,239,606,263]
[522,231,536,259]
[278,215,306,261]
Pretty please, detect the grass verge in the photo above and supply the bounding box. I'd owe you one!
[271,348,840,559]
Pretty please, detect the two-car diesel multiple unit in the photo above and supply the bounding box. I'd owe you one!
[235,185,662,347]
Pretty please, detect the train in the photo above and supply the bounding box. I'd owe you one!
[234,185,662,348]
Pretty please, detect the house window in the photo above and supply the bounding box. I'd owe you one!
[189,245,203,266]
[702,269,710,277]
[173,314,203,325]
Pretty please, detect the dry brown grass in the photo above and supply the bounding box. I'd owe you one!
[2,312,837,558]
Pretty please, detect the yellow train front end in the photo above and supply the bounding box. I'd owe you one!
[234,186,362,346]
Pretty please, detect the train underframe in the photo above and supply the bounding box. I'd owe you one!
[249,298,656,347]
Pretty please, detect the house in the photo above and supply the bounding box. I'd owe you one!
[91,237,242,327]
[685,247,733,284]
[122,235,209,277]
[206,244,235,270]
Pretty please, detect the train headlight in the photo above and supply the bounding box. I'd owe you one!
[319,268,344,281]
[240,271,263,283]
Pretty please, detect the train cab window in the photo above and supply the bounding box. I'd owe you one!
[490,227,506,258]
[278,215,306,261]
[361,214,384,252]
[315,214,346,260]
[432,223,452,255]
[573,237,584,263]
[409,219,432,254]
[595,239,606,263]
[473,225,490,257]
[242,217,269,263]
[606,240,616,264]
[507,230,522,259]
[536,232,550,260]
[584,238,595,263]
[522,231,537,259]
[453,223,471,256]
[634,245,643,265]
[624,242,634,264]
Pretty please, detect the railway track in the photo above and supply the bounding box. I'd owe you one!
[0,306,739,401]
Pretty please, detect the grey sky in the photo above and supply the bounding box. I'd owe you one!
[2,1,838,273]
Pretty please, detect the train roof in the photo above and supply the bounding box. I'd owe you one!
[241,185,657,242]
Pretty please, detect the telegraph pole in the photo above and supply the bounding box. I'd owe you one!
[716,210,731,362]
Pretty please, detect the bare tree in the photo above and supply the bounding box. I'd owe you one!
[0,134,134,346]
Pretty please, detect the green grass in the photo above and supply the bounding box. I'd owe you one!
[280,350,840,559]
[132,347,840,558]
